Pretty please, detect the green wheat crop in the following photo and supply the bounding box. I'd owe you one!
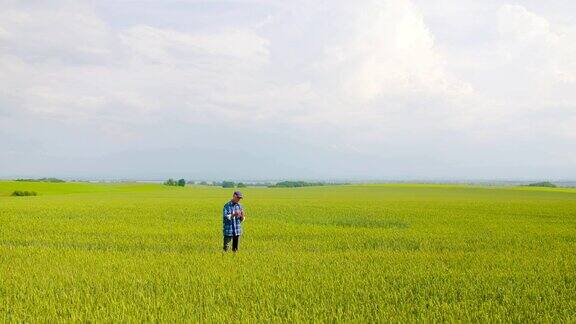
[1,181,575,322]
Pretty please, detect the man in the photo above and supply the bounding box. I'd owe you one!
[222,191,245,252]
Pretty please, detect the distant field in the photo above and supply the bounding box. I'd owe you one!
[1,181,575,321]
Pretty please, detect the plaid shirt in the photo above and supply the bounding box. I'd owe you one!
[223,200,244,236]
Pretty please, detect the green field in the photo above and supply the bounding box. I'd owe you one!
[1,181,575,322]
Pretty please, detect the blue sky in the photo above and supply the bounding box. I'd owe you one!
[1,0,575,180]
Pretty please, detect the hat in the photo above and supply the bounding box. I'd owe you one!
[233,191,243,198]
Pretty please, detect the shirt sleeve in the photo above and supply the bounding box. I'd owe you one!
[223,204,232,220]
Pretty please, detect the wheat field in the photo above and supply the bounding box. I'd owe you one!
[1,182,575,321]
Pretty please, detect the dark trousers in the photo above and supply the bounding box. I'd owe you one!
[223,235,239,252]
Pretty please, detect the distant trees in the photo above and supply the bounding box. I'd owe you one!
[267,181,348,188]
[164,179,348,188]
[161,179,253,188]
[164,179,176,186]
[527,181,557,188]
[15,178,65,183]
[248,182,274,187]
[180,180,246,187]
[221,181,235,188]
[268,181,325,188]
[11,190,37,196]
[164,178,186,187]
[220,181,250,188]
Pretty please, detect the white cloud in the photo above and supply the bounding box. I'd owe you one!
[0,1,275,126]
[1,0,575,179]
[497,4,576,90]
[316,0,470,103]
[120,25,269,65]
[414,3,576,143]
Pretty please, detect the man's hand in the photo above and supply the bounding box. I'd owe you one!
[232,210,244,220]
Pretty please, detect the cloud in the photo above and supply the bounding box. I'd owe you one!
[0,1,275,125]
[315,1,470,103]
[497,4,576,88]
[120,25,270,65]
[410,3,576,144]
[1,0,575,179]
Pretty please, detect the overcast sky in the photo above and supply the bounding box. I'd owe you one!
[1,0,575,180]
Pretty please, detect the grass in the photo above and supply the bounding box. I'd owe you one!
[0,182,575,321]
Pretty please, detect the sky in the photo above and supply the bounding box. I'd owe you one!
[1,0,575,181]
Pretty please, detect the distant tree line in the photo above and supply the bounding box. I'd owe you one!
[184,181,252,188]
[179,180,348,188]
[15,178,65,183]
[268,181,326,188]
[11,190,38,196]
[164,179,249,188]
[526,181,557,188]
[164,178,186,187]
[219,181,246,188]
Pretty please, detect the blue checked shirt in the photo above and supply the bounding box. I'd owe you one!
[223,200,244,236]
